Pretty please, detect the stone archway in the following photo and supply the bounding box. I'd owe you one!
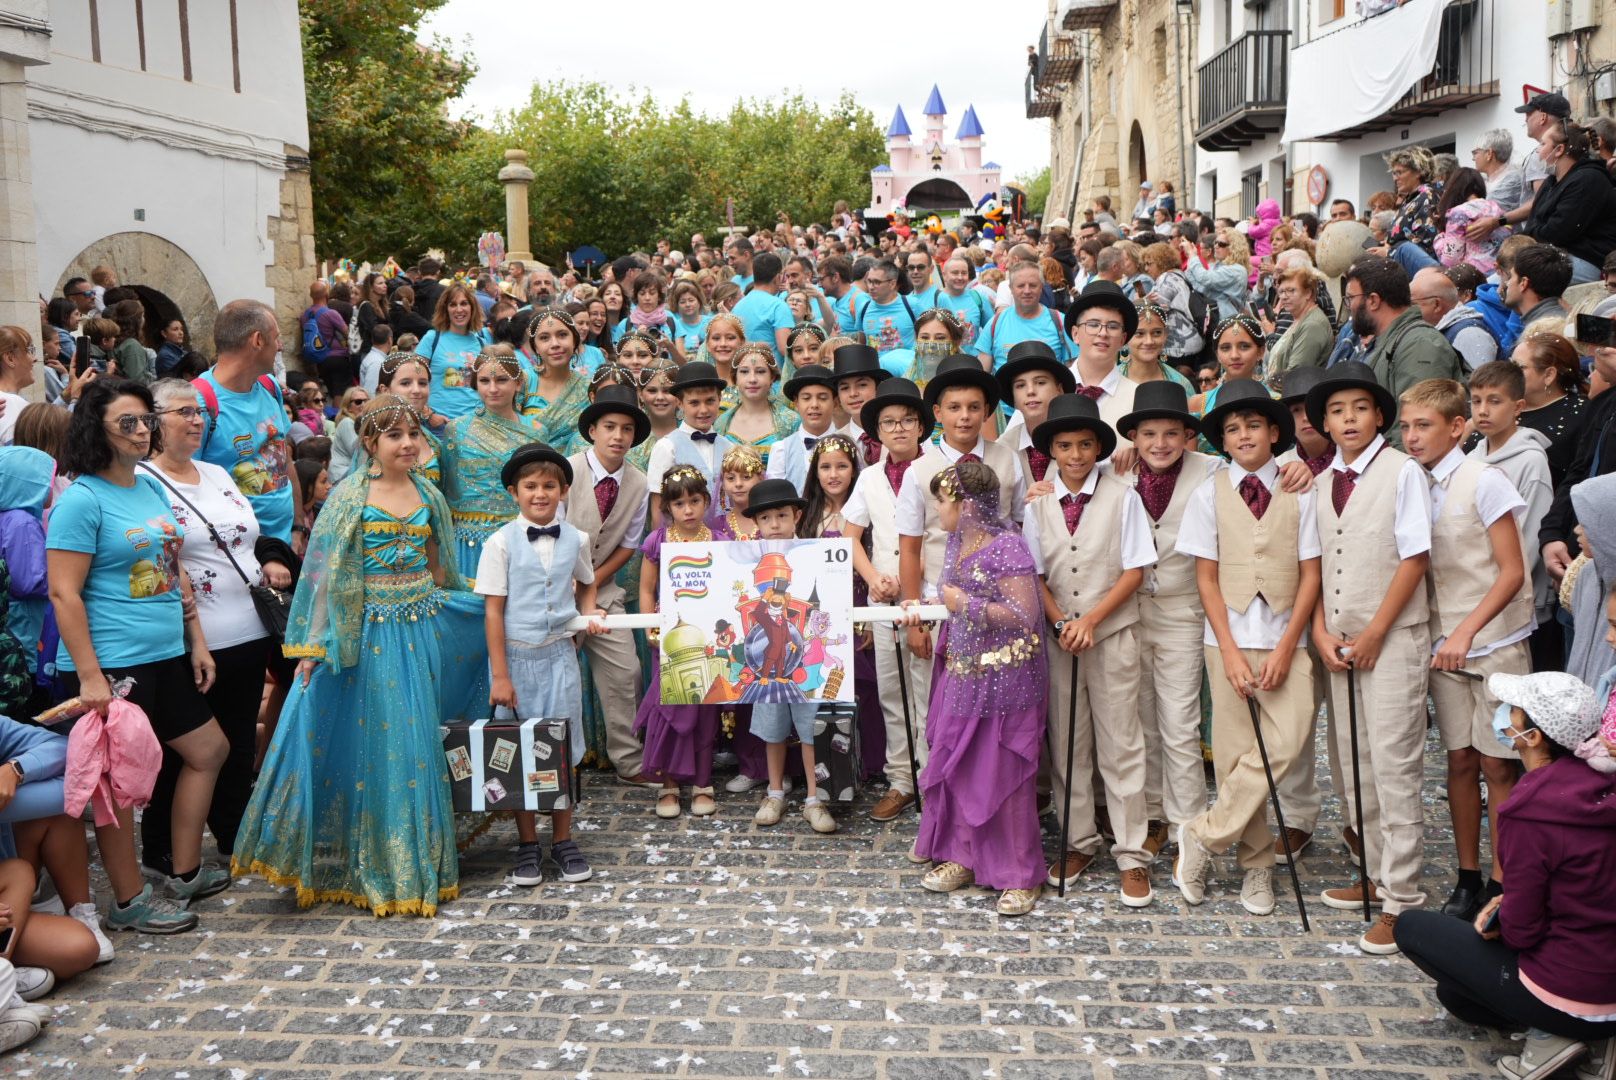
[1128,121,1148,208]
[903,178,976,212]
[55,232,219,358]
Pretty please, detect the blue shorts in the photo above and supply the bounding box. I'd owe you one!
[493,638,584,768]
[750,702,818,745]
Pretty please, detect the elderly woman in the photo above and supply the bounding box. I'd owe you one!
[1264,264,1334,384]
[46,379,231,934]
[1471,127,1526,213]
[140,378,291,880]
[1384,145,1444,274]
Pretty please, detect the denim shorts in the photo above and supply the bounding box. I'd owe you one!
[750,702,818,744]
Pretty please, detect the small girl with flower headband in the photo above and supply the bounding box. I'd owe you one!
[714,445,764,541]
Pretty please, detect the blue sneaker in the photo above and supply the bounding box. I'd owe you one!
[550,839,593,883]
[164,865,231,906]
[105,884,198,935]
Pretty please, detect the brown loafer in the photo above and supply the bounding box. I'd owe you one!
[1273,828,1312,857]
[1142,820,1171,856]
[869,788,915,822]
[1045,849,1094,890]
[618,771,662,788]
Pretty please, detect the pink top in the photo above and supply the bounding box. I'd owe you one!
[64,699,162,827]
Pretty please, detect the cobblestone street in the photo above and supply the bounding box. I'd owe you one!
[9,730,1515,1079]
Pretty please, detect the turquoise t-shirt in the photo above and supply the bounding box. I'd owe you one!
[733,289,795,361]
[416,328,491,421]
[671,312,714,354]
[46,473,186,671]
[195,371,294,542]
[731,273,754,292]
[576,344,608,379]
[938,289,994,351]
[905,285,945,310]
[855,296,920,354]
[830,289,862,335]
[976,306,1073,371]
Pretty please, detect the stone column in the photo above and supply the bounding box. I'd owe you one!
[0,10,50,374]
[499,149,535,266]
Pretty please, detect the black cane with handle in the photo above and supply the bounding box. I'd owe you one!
[892,627,922,814]
[1057,652,1079,898]
[1344,648,1371,923]
[1245,690,1309,932]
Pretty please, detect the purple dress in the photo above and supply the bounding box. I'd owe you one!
[914,530,1049,890]
[634,527,724,787]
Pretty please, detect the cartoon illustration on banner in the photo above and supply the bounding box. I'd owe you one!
[658,539,855,705]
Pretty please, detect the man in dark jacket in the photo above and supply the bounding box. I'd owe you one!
[1346,255,1463,447]
[1539,329,1616,579]
[1525,120,1616,283]
[412,256,445,320]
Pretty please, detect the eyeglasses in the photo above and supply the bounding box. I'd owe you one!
[105,413,159,435]
[158,405,204,421]
[348,396,370,407]
[878,416,921,432]
[1075,319,1126,334]
[305,395,326,403]
[1198,375,1218,387]
[1343,291,1364,306]
[1214,241,1230,249]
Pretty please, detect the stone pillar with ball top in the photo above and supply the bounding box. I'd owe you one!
[499,149,535,266]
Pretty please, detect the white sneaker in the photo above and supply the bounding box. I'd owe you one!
[1498,1028,1588,1079]
[1172,823,1213,905]
[0,1006,41,1051]
[29,892,64,916]
[712,750,738,767]
[725,773,763,793]
[6,993,47,1026]
[1240,867,1276,916]
[70,902,115,965]
[13,967,52,1003]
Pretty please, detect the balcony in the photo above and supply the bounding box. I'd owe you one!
[1026,70,1062,119]
[1289,0,1496,142]
[1036,23,1081,87]
[1194,30,1289,152]
[1061,0,1118,31]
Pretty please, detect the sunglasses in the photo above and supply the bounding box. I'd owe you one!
[105,413,159,435]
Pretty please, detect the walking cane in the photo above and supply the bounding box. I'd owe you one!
[1344,648,1372,923]
[1245,690,1309,932]
[891,626,922,814]
[1056,652,1079,898]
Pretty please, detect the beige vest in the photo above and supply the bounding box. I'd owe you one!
[1212,471,1301,615]
[859,447,929,576]
[1094,374,1138,443]
[1030,471,1140,641]
[1428,458,1534,646]
[565,452,649,610]
[1134,450,1218,600]
[1316,445,1430,636]
[909,439,1019,587]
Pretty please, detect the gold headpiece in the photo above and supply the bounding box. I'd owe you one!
[918,307,964,334]
[358,397,422,440]
[527,306,579,346]
[721,445,766,477]
[472,346,522,378]
[732,342,779,374]
[936,465,963,502]
[662,463,708,495]
[787,324,828,351]
[380,350,427,376]
[811,433,859,463]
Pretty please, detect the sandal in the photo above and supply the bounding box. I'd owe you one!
[689,786,717,817]
[655,787,682,819]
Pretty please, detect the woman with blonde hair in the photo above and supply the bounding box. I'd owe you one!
[1178,231,1251,320]
[1383,144,1443,273]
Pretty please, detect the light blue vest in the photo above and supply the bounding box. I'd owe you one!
[666,427,736,490]
[498,518,583,645]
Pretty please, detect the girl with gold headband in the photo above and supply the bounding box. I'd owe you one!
[1120,304,1197,393]
[1189,313,1274,455]
[354,352,445,485]
[438,344,542,580]
[233,394,489,917]
[522,307,591,455]
[714,342,800,467]
[785,323,827,382]
[713,444,764,540]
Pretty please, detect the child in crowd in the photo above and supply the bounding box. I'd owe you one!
[1172,379,1320,915]
[566,385,653,786]
[908,461,1049,916]
[742,478,837,835]
[716,446,764,541]
[765,364,838,491]
[995,341,1076,485]
[831,344,889,465]
[1306,360,1433,956]
[645,361,734,525]
[636,467,724,818]
[1120,381,1220,855]
[478,445,607,886]
[294,459,329,528]
[845,377,936,820]
[1465,361,1555,673]
[1399,378,1533,922]
[1025,392,1157,906]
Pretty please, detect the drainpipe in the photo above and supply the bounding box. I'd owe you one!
[1175,4,1190,207]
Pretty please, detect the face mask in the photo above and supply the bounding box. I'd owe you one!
[914,340,953,381]
[1491,703,1517,742]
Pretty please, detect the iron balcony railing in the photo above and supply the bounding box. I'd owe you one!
[1194,30,1290,152]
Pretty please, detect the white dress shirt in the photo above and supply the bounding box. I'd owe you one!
[646,421,723,492]
[895,436,1028,539]
[1327,434,1433,561]
[474,515,596,597]
[1024,468,1157,576]
[765,421,834,490]
[585,448,648,551]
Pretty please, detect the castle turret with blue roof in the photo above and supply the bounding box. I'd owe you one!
[870,88,1001,217]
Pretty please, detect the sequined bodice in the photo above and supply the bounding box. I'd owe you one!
[362,504,432,575]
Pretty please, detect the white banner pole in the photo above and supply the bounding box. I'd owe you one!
[560,604,949,633]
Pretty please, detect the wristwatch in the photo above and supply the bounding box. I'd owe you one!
[5,760,24,784]
[1053,619,1068,634]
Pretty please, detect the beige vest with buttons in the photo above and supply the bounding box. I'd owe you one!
[1428,458,1534,647]
[908,440,1019,587]
[1212,472,1301,615]
[565,452,648,611]
[1134,450,1219,600]
[1316,445,1430,637]
[1030,470,1139,642]
[859,447,931,577]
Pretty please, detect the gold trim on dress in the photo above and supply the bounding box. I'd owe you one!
[944,633,1042,676]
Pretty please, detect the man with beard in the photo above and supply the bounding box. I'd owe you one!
[1345,255,1463,447]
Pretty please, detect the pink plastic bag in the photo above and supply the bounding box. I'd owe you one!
[63,699,162,827]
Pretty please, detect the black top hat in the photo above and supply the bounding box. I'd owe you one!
[501,442,574,489]
[1303,359,1398,436]
[741,477,807,518]
[577,384,651,447]
[1277,364,1330,405]
[832,343,892,386]
[1065,280,1139,340]
[1116,380,1200,440]
[995,340,1078,404]
[1516,91,1571,118]
[1199,378,1295,457]
[859,377,936,443]
[1032,393,1118,460]
[783,364,837,401]
[924,353,1001,411]
[669,361,726,394]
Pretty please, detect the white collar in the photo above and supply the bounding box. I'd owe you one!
[1226,457,1279,489]
[1429,445,1467,485]
[678,421,716,437]
[1051,468,1099,500]
[1072,363,1122,396]
[1331,433,1386,475]
[586,448,624,484]
[940,437,987,462]
[518,514,562,532]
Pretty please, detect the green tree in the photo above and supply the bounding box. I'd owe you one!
[1016,167,1051,217]
[300,0,479,260]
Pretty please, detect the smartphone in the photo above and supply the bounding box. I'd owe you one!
[0,927,14,955]
[1133,280,1147,298]
[73,335,92,376]
[1481,906,1501,936]
[1577,314,1616,347]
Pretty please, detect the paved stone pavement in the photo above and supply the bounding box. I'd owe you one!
[9,728,1522,1079]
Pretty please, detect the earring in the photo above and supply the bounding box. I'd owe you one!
[366,460,382,479]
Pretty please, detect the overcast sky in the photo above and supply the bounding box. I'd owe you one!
[421,0,1053,193]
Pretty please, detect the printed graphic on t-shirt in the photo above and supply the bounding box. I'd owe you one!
[228,419,289,496]
[126,517,181,598]
[876,317,900,352]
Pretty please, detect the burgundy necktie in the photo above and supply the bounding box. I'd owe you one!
[1135,457,1182,521]
[1331,467,1358,515]
[884,455,913,493]
[1026,447,1052,483]
[859,432,882,466]
[595,476,619,520]
[1075,385,1104,401]
[1061,492,1090,534]
[1304,450,1333,477]
[957,452,981,464]
[1239,473,1270,520]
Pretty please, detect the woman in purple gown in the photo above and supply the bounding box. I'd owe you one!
[908,461,1049,917]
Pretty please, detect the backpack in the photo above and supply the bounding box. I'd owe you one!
[193,374,284,453]
[1184,285,1220,369]
[301,305,334,364]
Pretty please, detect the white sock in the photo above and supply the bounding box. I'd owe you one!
[766,789,784,800]
[804,796,821,807]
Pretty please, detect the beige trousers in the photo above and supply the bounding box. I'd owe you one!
[1139,594,1210,828]
[579,593,644,778]
[876,624,931,795]
[1274,644,1336,835]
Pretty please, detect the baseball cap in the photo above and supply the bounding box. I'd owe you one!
[1516,91,1571,119]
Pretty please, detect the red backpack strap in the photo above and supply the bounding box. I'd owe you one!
[192,376,220,419]
[256,374,282,403]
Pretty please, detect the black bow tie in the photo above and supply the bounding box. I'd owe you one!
[527,525,560,541]
[804,436,819,448]
[690,430,717,443]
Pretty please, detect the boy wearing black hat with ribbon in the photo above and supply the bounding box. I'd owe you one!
[645,361,735,525]
[568,386,655,786]
[1025,392,1159,907]
[767,364,840,492]
[1065,281,1140,444]
[996,340,1077,485]
[1305,360,1433,956]
[1171,380,1321,918]
[832,344,890,466]
[478,444,610,887]
[1118,382,1221,854]
[844,377,936,821]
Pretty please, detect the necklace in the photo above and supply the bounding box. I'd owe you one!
[669,523,712,544]
[726,510,756,538]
